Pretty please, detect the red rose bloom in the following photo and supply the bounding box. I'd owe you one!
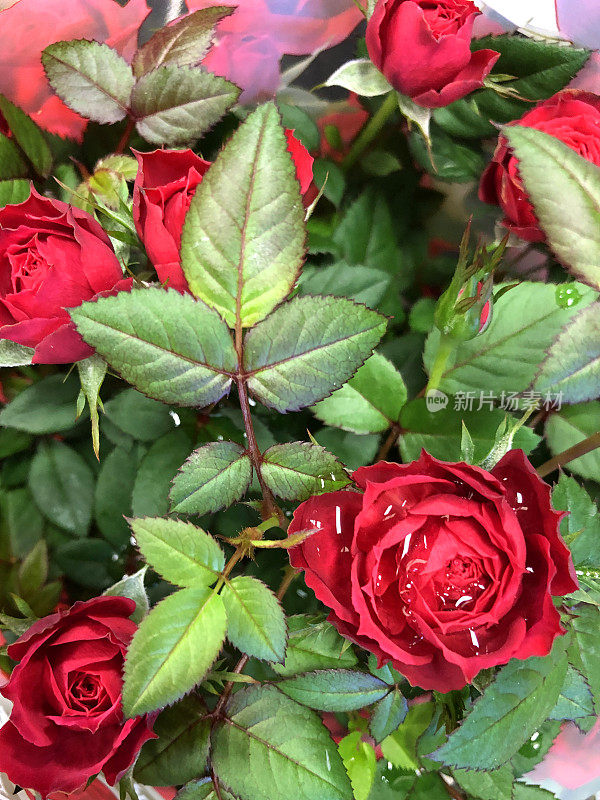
[366,0,499,108]
[0,190,131,363]
[0,597,155,798]
[133,137,313,292]
[288,451,577,692]
[479,91,600,241]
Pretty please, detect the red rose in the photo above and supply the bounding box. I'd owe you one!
[366,0,499,108]
[288,450,577,692]
[133,137,313,291]
[0,597,155,797]
[479,91,600,242]
[0,190,131,364]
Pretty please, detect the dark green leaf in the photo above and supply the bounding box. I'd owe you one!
[299,263,391,309]
[272,616,357,677]
[370,689,409,743]
[512,786,559,800]
[1,488,43,558]
[129,517,224,587]
[546,402,600,482]
[0,179,31,207]
[570,602,600,713]
[94,445,138,548]
[0,95,52,176]
[407,773,448,800]
[0,374,79,433]
[244,295,386,413]
[313,428,380,472]
[409,126,484,183]
[181,102,304,327]
[453,766,513,800]
[123,586,227,716]
[222,575,287,662]
[338,731,377,800]
[134,695,210,785]
[42,40,133,123]
[132,65,239,145]
[313,158,346,207]
[18,540,48,598]
[276,669,389,711]
[333,190,400,275]
[104,388,175,442]
[0,429,32,459]
[70,288,236,408]
[279,104,320,152]
[29,441,94,535]
[261,442,350,501]
[549,665,594,720]
[552,474,600,566]
[169,441,252,515]
[211,685,352,800]
[0,133,28,179]
[132,429,193,518]
[176,779,237,800]
[366,760,413,800]
[103,567,149,623]
[54,539,116,589]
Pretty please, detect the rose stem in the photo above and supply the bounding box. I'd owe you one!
[211,767,224,800]
[375,422,402,462]
[115,116,136,155]
[537,430,600,478]
[342,91,398,171]
[425,333,455,395]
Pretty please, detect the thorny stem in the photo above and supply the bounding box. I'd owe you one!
[537,431,600,478]
[211,766,224,800]
[277,564,298,601]
[115,116,136,155]
[342,91,398,171]
[376,422,402,463]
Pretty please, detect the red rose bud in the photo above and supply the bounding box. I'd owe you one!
[366,0,499,108]
[479,91,600,241]
[133,137,313,291]
[0,190,132,364]
[0,597,156,797]
[288,451,577,692]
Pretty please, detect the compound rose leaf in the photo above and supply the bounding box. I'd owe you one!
[262,442,350,501]
[275,670,389,712]
[221,576,287,663]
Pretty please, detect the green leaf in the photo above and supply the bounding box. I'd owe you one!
[276,670,389,711]
[176,779,237,800]
[0,179,30,207]
[408,774,449,800]
[313,158,346,207]
[18,540,48,599]
[312,352,407,435]
[409,126,484,183]
[103,567,149,624]
[534,302,600,404]
[1,488,43,558]
[54,539,115,590]
[129,517,225,588]
[29,441,94,535]
[123,585,227,717]
[313,428,380,472]
[222,575,286,662]
[423,283,595,397]
[169,441,252,515]
[506,126,600,290]
[0,338,34,366]
[381,702,435,771]
[432,641,568,770]
[132,7,234,77]
[338,731,377,800]
[104,388,175,442]
[0,95,52,177]
[132,65,239,145]
[452,766,514,800]
[41,40,133,123]
[245,295,387,413]
[279,104,320,152]
[70,288,236,408]
[333,190,400,275]
[299,263,391,309]
[134,695,210,785]
[512,786,559,800]
[549,665,594,720]
[545,402,600,482]
[181,102,305,327]
[325,59,391,96]
[552,474,600,566]
[95,445,138,549]
[0,134,28,179]
[272,616,357,677]
[370,689,409,744]
[570,602,600,714]
[211,685,352,800]
[0,374,80,433]
[261,442,350,501]
[132,430,193,518]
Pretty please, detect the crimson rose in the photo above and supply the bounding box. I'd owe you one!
[0,190,131,363]
[288,450,577,691]
[479,91,600,241]
[366,0,499,108]
[133,134,313,292]
[0,597,155,797]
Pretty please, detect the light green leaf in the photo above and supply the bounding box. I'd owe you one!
[129,517,224,588]
[132,7,234,77]
[381,702,435,772]
[370,689,409,744]
[245,295,387,413]
[42,40,133,123]
[132,429,193,518]
[29,441,94,535]
[211,685,352,800]
[506,126,600,290]
[0,339,34,367]
[312,352,407,434]
[134,695,210,785]
[325,59,392,97]
[169,441,252,515]
[222,575,287,662]
[570,602,600,714]
[276,670,389,711]
[552,474,600,566]
[0,179,30,207]
[397,93,431,143]
[272,616,357,677]
[432,641,568,770]
[545,402,600,482]
[423,283,595,397]
[338,731,377,800]
[534,302,600,404]
[181,102,305,327]
[123,585,227,717]
[76,353,107,458]
[549,665,594,720]
[261,442,350,501]
[103,567,149,624]
[70,288,236,408]
[452,766,514,800]
[0,95,52,176]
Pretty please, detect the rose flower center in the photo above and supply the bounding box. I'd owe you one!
[67,671,108,713]
[421,0,477,37]
[9,238,48,293]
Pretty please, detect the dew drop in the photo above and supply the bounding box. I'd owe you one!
[555,283,582,309]
[325,750,331,772]
[401,533,412,558]
[169,410,181,426]
[469,628,479,648]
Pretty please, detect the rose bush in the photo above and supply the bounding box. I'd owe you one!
[0,190,131,363]
[133,133,313,291]
[288,450,577,691]
[0,597,155,797]
[479,90,600,241]
[366,0,499,107]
